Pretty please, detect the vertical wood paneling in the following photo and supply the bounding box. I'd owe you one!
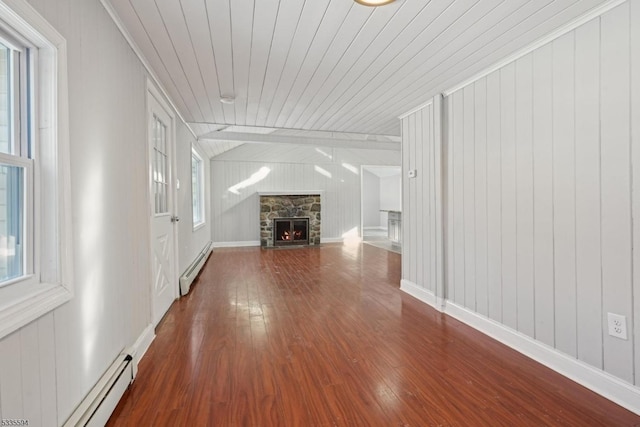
[552,33,577,357]
[532,44,555,348]
[473,79,489,316]
[0,331,23,419]
[37,314,57,426]
[20,324,42,425]
[421,105,432,292]
[463,85,476,310]
[574,19,603,369]
[211,147,400,243]
[412,112,419,283]
[500,63,517,330]
[401,102,438,296]
[600,3,634,382]
[433,99,442,298]
[474,80,488,317]
[401,115,409,280]
[486,71,502,322]
[452,91,465,305]
[406,113,416,282]
[415,111,423,288]
[445,96,455,302]
[515,54,535,337]
[631,0,640,387]
[401,0,640,392]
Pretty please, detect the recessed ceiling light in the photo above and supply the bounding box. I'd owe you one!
[354,0,396,6]
[220,96,235,104]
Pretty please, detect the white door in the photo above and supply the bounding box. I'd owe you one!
[148,91,177,326]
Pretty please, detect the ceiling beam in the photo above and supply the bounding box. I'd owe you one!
[198,131,401,151]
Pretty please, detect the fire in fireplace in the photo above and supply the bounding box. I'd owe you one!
[274,218,309,246]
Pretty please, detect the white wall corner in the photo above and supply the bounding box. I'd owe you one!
[400,279,445,312]
[444,301,640,416]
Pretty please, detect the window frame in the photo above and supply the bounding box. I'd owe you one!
[0,0,72,340]
[0,26,35,288]
[191,147,205,230]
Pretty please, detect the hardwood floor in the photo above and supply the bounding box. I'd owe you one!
[107,244,640,426]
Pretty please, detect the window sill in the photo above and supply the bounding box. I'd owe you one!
[193,222,206,232]
[0,282,72,339]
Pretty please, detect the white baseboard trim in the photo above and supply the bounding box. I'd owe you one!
[400,279,445,312]
[212,241,260,248]
[128,323,155,380]
[364,226,386,231]
[444,301,640,416]
[321,237,344,243]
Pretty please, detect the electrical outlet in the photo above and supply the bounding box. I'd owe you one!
[607,313,628,340]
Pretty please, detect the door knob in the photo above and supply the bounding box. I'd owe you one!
[171,216,180,223]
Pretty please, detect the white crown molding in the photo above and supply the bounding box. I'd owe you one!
[398,99,434,120]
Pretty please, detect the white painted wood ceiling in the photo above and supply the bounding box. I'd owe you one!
[105,0,608,147]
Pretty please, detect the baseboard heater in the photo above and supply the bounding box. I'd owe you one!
[180,241,212,295]
[63,350,134,427]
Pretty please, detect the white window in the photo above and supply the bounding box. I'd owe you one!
[0,31,32,286]
[0,0,72,339]
[191,148,205,229]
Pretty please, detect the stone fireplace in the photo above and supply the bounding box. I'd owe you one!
[259,194,321,247]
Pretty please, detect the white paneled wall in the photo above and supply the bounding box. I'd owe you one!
[362,170,381,228]
[401,100,444,301]
[402,1,640,398]
[177,134,212,275]
[632,0,640,389]
[0,0,205,424]
[211,144,400,244]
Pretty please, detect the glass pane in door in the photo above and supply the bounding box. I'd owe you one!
[152,114,168,214]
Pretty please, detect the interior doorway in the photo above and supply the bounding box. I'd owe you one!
[360,165,402,253]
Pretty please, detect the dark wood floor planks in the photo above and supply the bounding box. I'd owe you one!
[107,244,640,426]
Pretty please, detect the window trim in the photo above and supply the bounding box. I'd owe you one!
[0,0,72,339]
[191,147,205,230]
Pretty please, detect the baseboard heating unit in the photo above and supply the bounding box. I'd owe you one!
[180,241,213,295]
[63,350,134,427]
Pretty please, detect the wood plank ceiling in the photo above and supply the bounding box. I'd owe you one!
[105,0,608,156]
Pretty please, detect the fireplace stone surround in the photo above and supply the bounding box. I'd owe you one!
[259,193,321,247]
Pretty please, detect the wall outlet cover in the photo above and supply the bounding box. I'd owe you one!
[607,313,628,340]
